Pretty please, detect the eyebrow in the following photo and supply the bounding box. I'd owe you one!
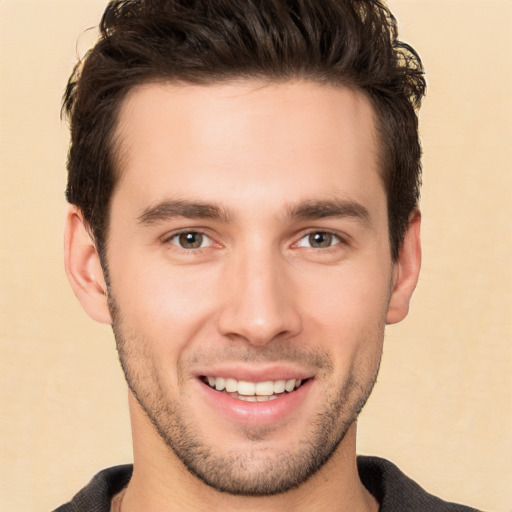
[137,198,370,226]
[137,200,231,225]
[286,199,370,225]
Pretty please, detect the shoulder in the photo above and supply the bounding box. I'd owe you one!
[357,456,482,512]
[52,465,133,512]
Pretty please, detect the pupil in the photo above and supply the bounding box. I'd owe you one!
[179,232,202,248]
[310,232,332,248]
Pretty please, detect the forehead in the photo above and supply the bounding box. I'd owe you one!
[112,80,384,219]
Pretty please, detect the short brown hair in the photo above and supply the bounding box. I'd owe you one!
[63,0,425,261]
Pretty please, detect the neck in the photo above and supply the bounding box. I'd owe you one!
[120,398,378,512]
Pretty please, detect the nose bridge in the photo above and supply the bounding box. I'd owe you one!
[217,241,301,345]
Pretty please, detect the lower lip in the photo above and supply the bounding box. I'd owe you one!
[196,379,312,426]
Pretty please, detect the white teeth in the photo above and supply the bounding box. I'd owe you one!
[257,395,278,401]
[238,395,257,402]
[225,378,238,392]
[238,381,255,395]
[273,380,286,393]
[237,395,279,402]
[285,379,296,392]
[207,376,304,397]
[255,381,274,396]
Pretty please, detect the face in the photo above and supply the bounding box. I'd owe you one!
[74,80,418,495]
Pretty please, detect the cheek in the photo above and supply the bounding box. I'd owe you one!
[109,267,217,393]
[109,257,221,348]
[298,258,392,324]
[296,260,390,363]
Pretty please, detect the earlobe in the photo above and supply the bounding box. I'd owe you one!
[64,206,112,325]
[386,210,422,325]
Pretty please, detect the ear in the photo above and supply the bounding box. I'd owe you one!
[64,206,112,324]
[386,209,422,325]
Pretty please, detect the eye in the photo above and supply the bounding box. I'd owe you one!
[296,231,342,249]
[167,231,212,249]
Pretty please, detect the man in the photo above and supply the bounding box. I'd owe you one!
[56,0,479,511]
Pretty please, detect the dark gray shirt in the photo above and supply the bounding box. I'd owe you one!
[53,456,480,511]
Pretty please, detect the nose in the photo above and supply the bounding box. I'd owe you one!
[217,251,302,346]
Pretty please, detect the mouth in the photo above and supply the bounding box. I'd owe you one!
[201,375,309,402]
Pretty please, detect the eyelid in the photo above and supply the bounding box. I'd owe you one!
[293,229,348,249]
[161,229,215,249]
[160,227,349,251]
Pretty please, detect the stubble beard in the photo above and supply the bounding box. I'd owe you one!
[110,298,382,496]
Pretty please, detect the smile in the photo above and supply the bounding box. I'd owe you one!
[202,376,305,402]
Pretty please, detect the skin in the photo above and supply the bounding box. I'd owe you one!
[65,80,421,512]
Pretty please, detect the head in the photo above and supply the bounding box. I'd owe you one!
[63,0,424,500]
[63,0,425,263]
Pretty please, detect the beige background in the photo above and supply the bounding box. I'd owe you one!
[1,1,511,511]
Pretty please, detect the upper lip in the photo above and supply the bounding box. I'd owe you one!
[192,364,315,383]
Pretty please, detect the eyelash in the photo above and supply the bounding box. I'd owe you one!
[294,231,345,250]
[162,229,347,252]
[163,230,214,251]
